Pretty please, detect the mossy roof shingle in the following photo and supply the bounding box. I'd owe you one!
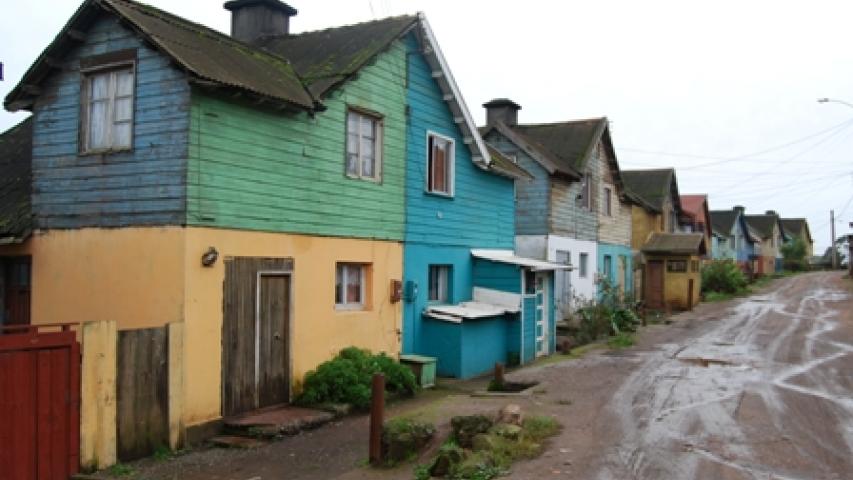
[0,118,33,242]
[709,209,738,235]
[744,214,780,239]
[642,232,706,255]
[621,168,678,212]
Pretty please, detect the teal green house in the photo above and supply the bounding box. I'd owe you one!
[400,20,564,378]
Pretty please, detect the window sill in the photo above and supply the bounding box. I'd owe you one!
[425,190,454,199]
[335,304,367,312]
[79,147,133,157]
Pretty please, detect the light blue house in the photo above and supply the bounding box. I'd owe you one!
[400,21,562,378]
[709,206,759,274]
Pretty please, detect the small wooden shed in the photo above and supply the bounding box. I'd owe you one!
[641,233,707,311]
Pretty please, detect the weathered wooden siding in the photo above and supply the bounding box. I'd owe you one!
[31,14,190,229]
[549,177,597,241]
[595,141,631,247]
[404,35,514,248]
[483,131,550,236]
[631,205,660,250]
[186,41,407,240]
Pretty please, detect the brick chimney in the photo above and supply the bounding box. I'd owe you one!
[224,0,297,43]
[765,210,777,216]
[484,98,521,127]
[734,205,745,214]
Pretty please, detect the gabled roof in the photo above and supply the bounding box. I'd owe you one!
[709,210,738,236]
[254,15,417,98]
[641,233,706,255]
[680,195,706,219]
[0,118,33,244]
[743,214,780,239]
[780,218,813,243]
[621,168,681,213]
[5,0,316,112]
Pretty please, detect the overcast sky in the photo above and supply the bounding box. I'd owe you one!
[2,0,852,252]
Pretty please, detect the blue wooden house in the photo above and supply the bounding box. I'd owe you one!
[401,25,564,379]
[709,206,759,274]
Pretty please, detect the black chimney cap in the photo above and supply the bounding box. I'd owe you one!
[224,0,297,15]
[483,98,521,110]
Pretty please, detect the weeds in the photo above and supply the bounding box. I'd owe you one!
[108,463,134,477]
[607,332,635,349]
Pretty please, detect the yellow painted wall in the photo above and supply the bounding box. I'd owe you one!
[180,227,403,427]
[631,206,662,250]
[0,228,186,329]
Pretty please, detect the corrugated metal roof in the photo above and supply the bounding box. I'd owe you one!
[471,249,572,271]
[0,118,33,243]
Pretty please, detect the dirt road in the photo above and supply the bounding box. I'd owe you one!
[105,273,852,480]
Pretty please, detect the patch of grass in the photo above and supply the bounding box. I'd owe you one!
[413,463,431,480]
[607,332,634,349]
[108,463,134,477]
[522,415,561,442]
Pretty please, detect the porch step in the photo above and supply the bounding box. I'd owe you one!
[222,405,335,439]
[209,435,267,449]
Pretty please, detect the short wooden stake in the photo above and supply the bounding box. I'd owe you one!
[494,362,505,388]
[369,373,385,465]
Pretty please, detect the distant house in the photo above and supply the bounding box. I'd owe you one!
[622,169,706,310]
[679,195,712,258]
[480,100,602,319]
[744,210,788,274]
[709,206,759,275]
[780,218,814,258]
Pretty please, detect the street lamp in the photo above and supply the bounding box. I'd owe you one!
[817,97,853,109]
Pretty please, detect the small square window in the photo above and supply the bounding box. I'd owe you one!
[691,260,700,272]
[427,265,451,303]
[667,260,687,273]
[346,109,382,181]
[579,253,589,278]
[335,263,368,309]
[82,67,134,153]
[427,132,454,195]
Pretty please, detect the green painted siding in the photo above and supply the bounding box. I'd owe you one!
[186,42,407,240]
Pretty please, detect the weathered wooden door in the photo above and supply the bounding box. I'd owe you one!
[222,258,292,416]
[0,324,80,480]
[554,250,571,319]
[646,260,665,309]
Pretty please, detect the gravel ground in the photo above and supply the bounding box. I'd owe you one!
[98,272,852,480]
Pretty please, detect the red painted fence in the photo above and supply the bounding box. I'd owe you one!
[0,324,80,480]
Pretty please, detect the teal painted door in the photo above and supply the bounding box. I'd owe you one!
[534,272,549,357]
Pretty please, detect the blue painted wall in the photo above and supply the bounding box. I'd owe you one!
[482,131,550,236]
[402,33,516,357]
[31,13,190,229]
[597,243,634,299]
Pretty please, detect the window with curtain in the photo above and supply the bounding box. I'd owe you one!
[82,67,134,152]
[335,263,368,309]
[427,265,450,303]
[427,133,454,195]
[346,109,382,180]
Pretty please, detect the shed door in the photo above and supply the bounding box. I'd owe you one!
[646,260,665,309]
[222,258,292,417]
[554,250,571,319]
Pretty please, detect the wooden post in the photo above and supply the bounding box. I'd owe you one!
[494,362,505,389]
[369,373,385,465]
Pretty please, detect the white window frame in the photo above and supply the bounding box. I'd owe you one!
[335,263,367,310]
[427,265,450,303]
[425,131,455,197]
[81,64,135,153]
[345,109,383,182]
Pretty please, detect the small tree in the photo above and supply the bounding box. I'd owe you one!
[701,260,748,294]
[780,238,808,271]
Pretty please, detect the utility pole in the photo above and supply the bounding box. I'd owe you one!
[830,210,837,269]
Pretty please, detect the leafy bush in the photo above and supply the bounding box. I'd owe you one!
[701,260,748,294]
[572,278,641,344]
[297,347,417,409]
[781,238,808,271]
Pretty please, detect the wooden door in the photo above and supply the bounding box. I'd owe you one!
[257,274,290,408]
[645,260,665,309]
[222,257,292,416]
[0,325,80,480]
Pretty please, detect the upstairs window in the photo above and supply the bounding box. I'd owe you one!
[427,132,454,195]
[82,67,134,152]
[604,187,612,216]
[346,109,382,181]
[427,265,451,303]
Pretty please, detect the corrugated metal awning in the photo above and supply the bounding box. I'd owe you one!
[471,249,572,271]
[424,301,516,323]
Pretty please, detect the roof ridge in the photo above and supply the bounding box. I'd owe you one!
[515,117,607,128]
[282,13,417,39]
[0,116,33,138]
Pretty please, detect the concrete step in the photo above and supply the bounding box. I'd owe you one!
[222,404,335,439]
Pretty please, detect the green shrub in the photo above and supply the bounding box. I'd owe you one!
[701,260,747,294]
[781,238,808,271]
[297,347,417,409]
